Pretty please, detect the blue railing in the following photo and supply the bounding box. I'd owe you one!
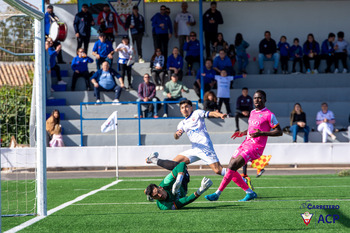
[79,100,199,146]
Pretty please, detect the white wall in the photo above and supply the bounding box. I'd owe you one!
[1,143,350,168]
[54,1,350,62]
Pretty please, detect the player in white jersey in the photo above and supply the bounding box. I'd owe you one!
[146,100,228,176]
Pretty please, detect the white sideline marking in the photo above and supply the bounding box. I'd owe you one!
[5,180,123,233]
[74,185,350,191]
[123,177,348,182]
[72,198,350,206]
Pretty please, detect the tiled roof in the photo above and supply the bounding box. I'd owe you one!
[0,62,34,86]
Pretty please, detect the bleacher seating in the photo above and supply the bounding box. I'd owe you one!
[47,61,350,146]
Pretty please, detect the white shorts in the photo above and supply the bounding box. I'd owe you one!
[180,148,219,165]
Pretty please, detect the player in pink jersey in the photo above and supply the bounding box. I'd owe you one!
[205,90,282,202]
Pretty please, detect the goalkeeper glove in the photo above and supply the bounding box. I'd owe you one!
[172,173,184,195]
[196,177,213,196]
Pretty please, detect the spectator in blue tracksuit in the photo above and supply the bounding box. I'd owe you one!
[193,58,216,100]
[152,5,173,60]
[213,49,233,75]
[47,37,66,85]
[73,4,95,52]
[289,38,303,73]
[277,35,290,74]
[167,47,183,81]
[303,33,321,73]
[183,31,200,73]
[71,48,94,91]
[321,33,336,73]
[92,33,114,70]
[90,61,124,103]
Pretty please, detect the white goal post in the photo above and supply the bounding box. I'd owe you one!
[3,0,47,218]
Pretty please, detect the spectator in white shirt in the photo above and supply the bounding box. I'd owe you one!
[316,102,336,143]
[174,2,196,57]
[115,36,134,90]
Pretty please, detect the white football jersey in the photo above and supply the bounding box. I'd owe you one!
[177,110,215,154]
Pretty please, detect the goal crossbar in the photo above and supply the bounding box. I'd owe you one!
[3,0,44,20]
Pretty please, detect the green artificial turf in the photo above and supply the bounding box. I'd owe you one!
[2,174,350,232]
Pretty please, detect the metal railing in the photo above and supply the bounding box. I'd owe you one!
[79,100,199,146]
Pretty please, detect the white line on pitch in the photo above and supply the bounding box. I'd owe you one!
[74,185,350,191]
[122,177,348,182]
[5,180,123,233]
[72,198,350,206]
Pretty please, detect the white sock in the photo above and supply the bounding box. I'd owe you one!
[215,190,222,196]
[245,188,253,194]
[221,168,227,176]
[151,157,159,164]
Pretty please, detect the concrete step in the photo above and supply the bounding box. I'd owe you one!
[60,115,348,137]
[61,117,241,135]
[47,100,350,127]
[50,73,197,92]
[51,86,350,105]
[233,73,350,89]
[47,102,189,120]
[62,131,350,147]
[50,89,199,105]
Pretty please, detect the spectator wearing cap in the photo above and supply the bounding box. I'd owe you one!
[174,2,196,57]
[162,73,189,118]
[151,5,173,60]
[74,4,95,52]
[90,61,124,104]
[203,1,223,58]
[45,5,66,64]
[92,33,114,70]
[125,5,145,63]
[97,4,118,44]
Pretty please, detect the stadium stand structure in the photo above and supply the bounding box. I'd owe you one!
[46,60,350,146]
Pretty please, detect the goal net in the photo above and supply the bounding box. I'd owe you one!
[0,0,37,217]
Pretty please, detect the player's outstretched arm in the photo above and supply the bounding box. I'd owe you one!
[174,129,183,140]
[231,130,247,140]
[250,125,283,138]
[209,111,227,119]
[172,177,213,210]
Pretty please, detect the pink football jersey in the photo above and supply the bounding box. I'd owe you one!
[245,107,279,150]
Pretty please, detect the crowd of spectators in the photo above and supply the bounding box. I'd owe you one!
[43,2,350,143]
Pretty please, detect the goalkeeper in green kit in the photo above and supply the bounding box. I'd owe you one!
[144,162,213,210]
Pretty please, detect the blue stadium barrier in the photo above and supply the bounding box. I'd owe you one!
[79,100,199,146]
[52,84,67,92]
[51,69,69,78]
[47,98,66,106]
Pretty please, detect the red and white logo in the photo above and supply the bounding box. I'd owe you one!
[301,212,313,226]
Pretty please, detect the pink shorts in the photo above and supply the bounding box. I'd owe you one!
[232,142,264,164]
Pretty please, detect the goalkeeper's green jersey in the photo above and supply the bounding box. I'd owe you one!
[157,162,197,210]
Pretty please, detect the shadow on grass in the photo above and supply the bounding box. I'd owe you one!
[324,209,350,228]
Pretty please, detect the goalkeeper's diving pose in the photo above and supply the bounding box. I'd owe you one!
[144,162,213,210]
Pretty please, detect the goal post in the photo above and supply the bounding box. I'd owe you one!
[3,0,47,217]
